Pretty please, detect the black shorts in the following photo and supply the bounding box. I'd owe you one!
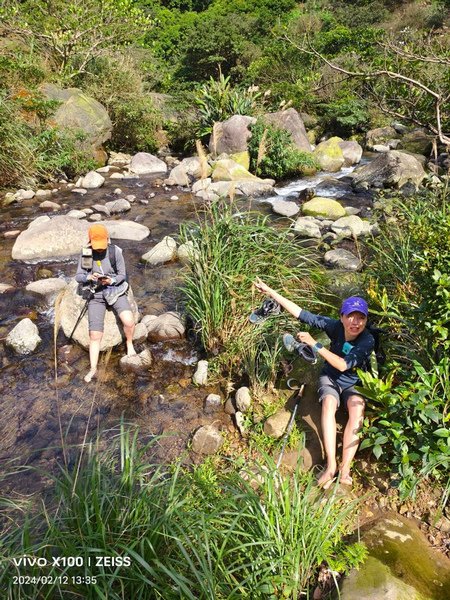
[318,375,365,409]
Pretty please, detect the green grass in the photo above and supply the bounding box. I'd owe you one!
[0,426,366,599]
[179,199,329,388]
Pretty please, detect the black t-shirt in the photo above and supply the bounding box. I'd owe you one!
[299,309,375,389]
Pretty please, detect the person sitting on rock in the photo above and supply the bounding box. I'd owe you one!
[253,277,374,488]
[75,224,136,383]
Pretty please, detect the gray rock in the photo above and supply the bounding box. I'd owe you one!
[105,199,131,214]
[92,204,110,215]
[28,216,50,229]
[132,322,148,344]
[40,201,61,210]
[331,215,373,238]
[180,156,211,179]
[263,409,291,439]
[125,195,136,203]
[25,278,68,301]
[209,114,256,157]
[192,178,212,193]
[35,189,52,198]
[365,126,397,149]
[338,140,363,166]
[81,171,105,189]
[0,283,14,293]
[196,189,220,202]
[177,241,200,265]
[293,217,322,239]
[120,349,152,374]
[59,280,139,350]
[164,164,190,186]
[236,179,275,197]
[112,188,122,195]
[6,318,41,354]
[204,393,222,413]
[193,360,208,385]
[271,199,300,217]
[224,397,236,415]
[264,107,312,152]
[66,209,87,219]
[146,311,185,342]
[324,249,362,271]
[141,236,177,265]
[372,144,390,153]
[235,386,252,413]
[12,216,149,261]
[13,189,36,202]
[191,425,223,455]
[110,172,125,179]
[129,152,167,175]
[108,151,131,167]
[350,151,426,189]
[89,214,102,221]
[71,188,87,195]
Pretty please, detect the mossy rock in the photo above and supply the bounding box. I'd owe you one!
[229,151,250,170]
[313,136,345,172]
[302,197,346,220]
[211,159,257,182]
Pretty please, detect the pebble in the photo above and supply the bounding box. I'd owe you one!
[71,188,87,195]
[4,230,21,238]
[170,195,179,201]
[113,188,122,195]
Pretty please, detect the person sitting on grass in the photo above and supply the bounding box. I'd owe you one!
[253,277,374,489]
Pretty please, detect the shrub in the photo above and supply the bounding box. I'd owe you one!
[0,426,365,599]
[320,98,370,137]
[179,200,328,386]
[0,94,35,187]
[248,120,319,180]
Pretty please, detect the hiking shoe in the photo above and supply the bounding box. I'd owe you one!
[249,298,281,324]
[282,334,317,364]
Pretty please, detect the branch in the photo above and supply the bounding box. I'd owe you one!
[381,40,450,66]
[284,33,450,146]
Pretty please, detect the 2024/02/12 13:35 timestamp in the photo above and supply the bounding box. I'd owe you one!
[13,575,97,585]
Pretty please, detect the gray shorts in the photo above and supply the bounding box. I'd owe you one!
[318,375,365,409]
[88,294,131,332]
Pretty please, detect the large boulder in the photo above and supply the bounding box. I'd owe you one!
[40,83,112,160]
[209,115,256,157]
[59,280,139,350]
[129,152,167,175]
[263,108,312,152]
[313,137,345,172]
[399,128,433,156]
[12,216,149,262]
[365,126,397,149]
[350,150,426,189]
[6,318,41,354]
[141,236,177,265]
[338,140,363,166]
[331,215,374,238]
[25,278,68,303]
[324,249,362,271]
[302,197,346,220]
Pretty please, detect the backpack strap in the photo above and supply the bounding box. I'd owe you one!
[108,244,118,274]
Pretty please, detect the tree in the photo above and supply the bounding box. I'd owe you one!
[284,30,450,145]
[0,0,152,81]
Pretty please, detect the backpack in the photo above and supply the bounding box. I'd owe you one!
[366,324,387,376]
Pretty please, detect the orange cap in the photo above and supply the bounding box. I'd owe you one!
[88,224,108,250]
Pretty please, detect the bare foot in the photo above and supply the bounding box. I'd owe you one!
[317,468,337,490]
[339,472,353,486]
[84,369,97,383]
[126,343,137,357]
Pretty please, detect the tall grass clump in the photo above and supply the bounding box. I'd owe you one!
[358,185,450,497]
[0,426,365,599]
[179,200,329,386]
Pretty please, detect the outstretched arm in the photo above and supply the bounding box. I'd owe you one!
[253,277,302,319]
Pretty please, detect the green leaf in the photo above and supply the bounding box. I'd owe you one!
[434,428,450,438]
[373,445,383,459]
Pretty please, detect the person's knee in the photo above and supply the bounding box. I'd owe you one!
[119,310,134,328]
[322,395,338,413]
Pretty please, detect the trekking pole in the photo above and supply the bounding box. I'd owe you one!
[67,296,90,342]
[276,383,305,469]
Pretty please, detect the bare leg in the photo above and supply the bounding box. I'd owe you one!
[318,394,339,488]
[85,330,103,382]
[340,395,365,485]
[119,310,136,356]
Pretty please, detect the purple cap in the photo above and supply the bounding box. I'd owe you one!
[340,296,368,317]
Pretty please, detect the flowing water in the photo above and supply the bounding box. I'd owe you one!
[0,161,369,493]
